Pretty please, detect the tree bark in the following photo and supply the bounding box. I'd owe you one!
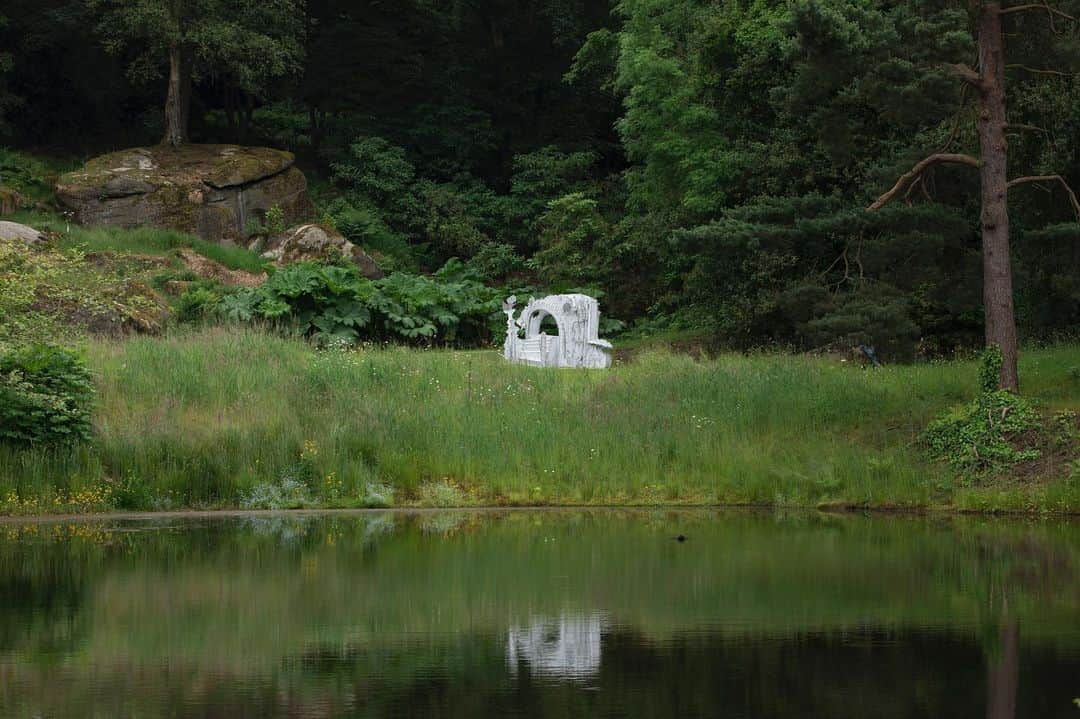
[975,1,1020,391]
[163,44,192,147]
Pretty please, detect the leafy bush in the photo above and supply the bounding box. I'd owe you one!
[219,261,501,346]
[532,192,611,287]
[466,242,527,282]
[922,348,1041,474]
[175,284,222,323]
[264,204,286,235]
[322,197,418,271]
[0,344,94,444]
[0,147,57,204]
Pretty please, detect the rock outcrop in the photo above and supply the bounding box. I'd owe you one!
[175,247,266,287]
[55,145,311,243]
[0,187,25,216]
[260,224,383,279]
[0,221,46,246]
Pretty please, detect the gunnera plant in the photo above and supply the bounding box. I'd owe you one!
[922,346,1042,474]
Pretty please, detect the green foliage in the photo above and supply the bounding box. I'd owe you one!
[509,147,599,225]
[20,214,268,274]
[331,136,417,207]
[0,230,169,346]
[0,344,94,445]
[980,344,1004,394]
[87,0,306,106]
[6,0,1080,355]
[322,198,418,272]
[176,286,221,323]
[220,261,500,346]
[532,192,611,288]
[0,148,58,204]
[923,348,1044,475]
[264,204,286,236]
[2,329,1078,512]
[923,390,1042,475]
[465,243,527,283]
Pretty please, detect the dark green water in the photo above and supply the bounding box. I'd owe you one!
[0,510,1077,718]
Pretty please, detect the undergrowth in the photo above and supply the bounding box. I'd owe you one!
[0,328,1076,514]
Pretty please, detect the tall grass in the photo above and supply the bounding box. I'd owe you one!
[10,209,267,273]
[1,327,1078,511]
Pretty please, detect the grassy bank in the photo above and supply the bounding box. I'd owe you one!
[1,327,1078,513]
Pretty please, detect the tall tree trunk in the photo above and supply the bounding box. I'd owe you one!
[163,44,191,147]
[986,618,1019,719]
[976,2,1020,391]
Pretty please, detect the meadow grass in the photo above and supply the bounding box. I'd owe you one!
[1,327,1078,512]
[10,209,267,273]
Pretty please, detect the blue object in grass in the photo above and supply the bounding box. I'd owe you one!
[858,344,882,368]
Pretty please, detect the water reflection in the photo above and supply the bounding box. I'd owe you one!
[0,510,1075,718]
[506,614,605,678]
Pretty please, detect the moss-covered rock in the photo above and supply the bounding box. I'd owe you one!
[55,145,311,243]
[260,223,383,278]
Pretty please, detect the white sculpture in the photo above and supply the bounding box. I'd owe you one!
[502,294,613,368]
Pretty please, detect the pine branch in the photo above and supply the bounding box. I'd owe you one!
[868,153,980,212]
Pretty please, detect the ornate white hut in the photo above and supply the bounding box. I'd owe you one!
[502,294,612,368]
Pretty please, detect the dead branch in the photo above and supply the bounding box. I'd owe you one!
[1006,64,1072,76]
[904,175,923,205]
[1000,2,1078,25]
[1005,122,1049,133]
[1007,174,1080,220]
[868,153,980,212]
[946,62,984,89]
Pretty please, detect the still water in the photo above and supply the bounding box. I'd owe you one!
[0,510,1077,718]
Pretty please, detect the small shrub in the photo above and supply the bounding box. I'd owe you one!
[923,390,1042,474]
[264,204,286,236]
[361,481,394,508]
[417,479,470,507]
[175,286,221,323]
[0,344,94,444]
[1052,410,1078,449]
[244,217,265,238]
[240,477,312,510]
[109,471,156,510]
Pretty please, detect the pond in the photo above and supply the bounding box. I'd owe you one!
[0,509,1077,718]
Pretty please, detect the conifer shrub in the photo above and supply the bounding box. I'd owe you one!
[0,344,94,444]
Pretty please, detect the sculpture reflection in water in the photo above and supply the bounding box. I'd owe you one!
[506,614,606,679]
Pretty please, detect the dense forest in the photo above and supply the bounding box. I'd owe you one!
[2,0,1080,368]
